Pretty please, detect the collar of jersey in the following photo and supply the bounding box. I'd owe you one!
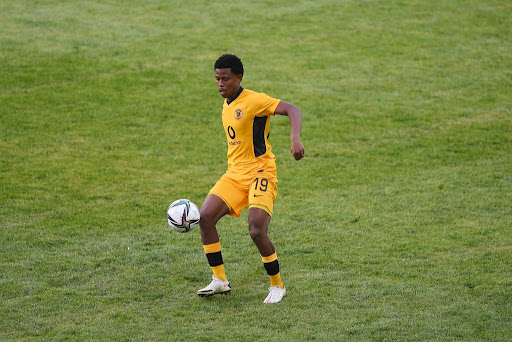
[226,87,244,105]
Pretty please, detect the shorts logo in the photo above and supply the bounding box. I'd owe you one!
[234,108,244,120]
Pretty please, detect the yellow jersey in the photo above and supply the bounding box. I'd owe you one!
[221,88,281,170]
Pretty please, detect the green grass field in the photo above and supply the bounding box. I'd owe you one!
[1,0,511,340]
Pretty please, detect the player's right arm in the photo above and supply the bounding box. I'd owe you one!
[274,101,305,161]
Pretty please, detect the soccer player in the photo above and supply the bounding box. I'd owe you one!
[197,54,304,303]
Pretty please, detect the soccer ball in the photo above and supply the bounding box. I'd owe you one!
[166,199,200,233]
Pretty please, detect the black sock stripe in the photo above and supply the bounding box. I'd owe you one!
[263,259,280,276]
[206,251,223,267]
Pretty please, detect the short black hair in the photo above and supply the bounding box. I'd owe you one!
[214,54,244,75]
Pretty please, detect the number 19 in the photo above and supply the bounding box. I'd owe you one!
[254,178,268,192]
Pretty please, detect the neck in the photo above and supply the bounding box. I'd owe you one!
[227,86,244,105]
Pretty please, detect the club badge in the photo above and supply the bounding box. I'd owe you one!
[234,108,244,120]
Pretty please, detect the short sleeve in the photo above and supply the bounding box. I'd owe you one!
[253,92,281,117]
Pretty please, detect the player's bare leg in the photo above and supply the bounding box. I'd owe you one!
[248,207,274,256]
[197,194,231,296]
[248,207,286,303]
[199,194,229,245]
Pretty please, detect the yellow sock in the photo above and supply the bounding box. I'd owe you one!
[211,264,227,282]
[269,273,284,288]
[203,242,227,281]
[261,252,284,288]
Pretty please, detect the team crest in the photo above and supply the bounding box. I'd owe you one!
[234,108,244,120]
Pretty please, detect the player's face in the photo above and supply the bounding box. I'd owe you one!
[215,68,243,100]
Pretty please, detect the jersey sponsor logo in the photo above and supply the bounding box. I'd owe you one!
[234,108,244,120]
[227,125,241,145]
[227,126,236,139]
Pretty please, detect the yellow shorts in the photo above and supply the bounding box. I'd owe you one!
[209,167,278,217]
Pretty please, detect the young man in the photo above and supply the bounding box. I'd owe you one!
[197,54,304,304]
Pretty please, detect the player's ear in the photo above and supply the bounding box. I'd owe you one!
[237,74,243,83]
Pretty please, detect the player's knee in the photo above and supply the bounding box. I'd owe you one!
[249,225,266,242]
[199,207,217,229]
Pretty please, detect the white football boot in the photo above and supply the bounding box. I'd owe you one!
[263,285,287,304]
[197,276,231,297]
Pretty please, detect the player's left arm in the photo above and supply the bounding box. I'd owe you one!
[275,101,305,161]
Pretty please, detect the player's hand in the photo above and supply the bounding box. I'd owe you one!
[291,138,304,161]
